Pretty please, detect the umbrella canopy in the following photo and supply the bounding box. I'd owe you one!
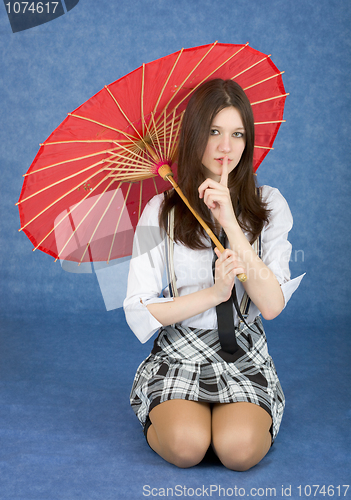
[17,42,287,265]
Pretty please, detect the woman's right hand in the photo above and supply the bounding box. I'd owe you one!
[212,248,246,304]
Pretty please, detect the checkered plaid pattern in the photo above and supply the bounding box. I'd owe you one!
[130,317,285,440]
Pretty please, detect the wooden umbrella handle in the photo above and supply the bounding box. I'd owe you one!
[158,164,247,283]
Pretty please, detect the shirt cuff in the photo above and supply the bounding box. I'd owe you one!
[280,273,305,306]
[132,297,174,344]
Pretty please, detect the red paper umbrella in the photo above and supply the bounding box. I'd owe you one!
[17,42,287,269]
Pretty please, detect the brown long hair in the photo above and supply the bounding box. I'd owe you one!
[159,79,269,247]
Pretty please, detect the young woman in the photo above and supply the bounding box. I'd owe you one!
[123,79,302,471]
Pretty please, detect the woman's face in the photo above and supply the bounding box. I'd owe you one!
[201,106,246,182]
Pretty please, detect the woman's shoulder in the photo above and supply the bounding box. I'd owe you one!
[260,185,290,210]
[260,185,293,229]
[138,193,164,226]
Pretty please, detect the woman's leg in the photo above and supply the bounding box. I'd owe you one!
[211,402,272,471]
[147,399,212,468]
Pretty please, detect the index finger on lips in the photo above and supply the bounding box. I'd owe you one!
[220,156,229,187]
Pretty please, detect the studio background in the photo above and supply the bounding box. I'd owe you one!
[0,1,350,499]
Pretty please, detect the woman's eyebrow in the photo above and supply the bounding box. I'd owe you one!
[211,124,245,131]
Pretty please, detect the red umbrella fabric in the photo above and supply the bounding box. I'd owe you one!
[18,42,287,265]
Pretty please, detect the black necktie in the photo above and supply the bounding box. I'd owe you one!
[212,231,239,354]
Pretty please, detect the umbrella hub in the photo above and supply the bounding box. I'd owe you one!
[136,135,153,151]
[153,161,173,180]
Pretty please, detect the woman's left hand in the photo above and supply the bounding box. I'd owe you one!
[198,156,237,230]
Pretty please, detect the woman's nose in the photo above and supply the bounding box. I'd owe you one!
[218,137,231,153]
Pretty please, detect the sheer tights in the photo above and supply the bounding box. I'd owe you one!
[147,399,272,471]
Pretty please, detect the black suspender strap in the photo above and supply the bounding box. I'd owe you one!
[212,231,239,354]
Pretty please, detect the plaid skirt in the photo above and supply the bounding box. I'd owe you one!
[130,316,285,441]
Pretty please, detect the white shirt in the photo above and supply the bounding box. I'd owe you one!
[123,186,304,343]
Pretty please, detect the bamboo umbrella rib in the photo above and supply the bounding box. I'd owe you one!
[19,166,110,232]
[243,71,285,91]
[33,172,117,250]
[144,113,160,153]
[167,109,177,159]
[251,93,289,106]
[254,120,286,125]
[231,54,271,80]
[158,41,219,117]
[109,170,156,179]
[56,177,118,262]
[108,172,153,182]
[153,177,159,195]
[141,64,145,137]
[152,113,183,147]
[117,134,157,160]
[142,114,162,162]
[152,48,184,115]
[106,156,153,178]
[139,116,157,157]
[104,86,144,144]
[104,171,153,182]
[163,108,167,159]
[138,180,143,220]
[107,172,156,182]
[41,139,131,146]
[17,158,110,205]
[105,150,153,169]
[107,183,132,263]
[103,160,149,171]
[147,109,182,160]
[77,180,123,265]
[254,145,274,150]
[107,142,155,168]
[68,113,137,141]
[150,108,182,135]
[124,145,148,161]
[21,146,126,202]
[106,137,156,164]
[169,111,184,161]
[161,43,249,124]
[24,147,120,176]
[151,112,163,158]
[108,149,151,179]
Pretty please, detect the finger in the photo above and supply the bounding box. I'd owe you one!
[215,247,233,259]
[203,190,229,210]
[198,179,211,199]
[234,268,246,278]
[214,247,223,258]
[220,155,229,187]
[198,178,217,199]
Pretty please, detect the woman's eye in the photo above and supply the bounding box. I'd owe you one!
[210,129,219,135]
[233,131,244,138]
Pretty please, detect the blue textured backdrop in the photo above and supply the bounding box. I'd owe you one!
[1,0,350,323]
[0,1,350,498]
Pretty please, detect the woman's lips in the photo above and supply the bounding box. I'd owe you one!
[215,158,232,164]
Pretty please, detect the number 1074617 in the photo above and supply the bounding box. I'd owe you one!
[5,2,59,14]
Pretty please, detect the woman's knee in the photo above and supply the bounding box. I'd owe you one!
[213,428,269,471]
[148,400,211,468]
[162,425,210,468]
